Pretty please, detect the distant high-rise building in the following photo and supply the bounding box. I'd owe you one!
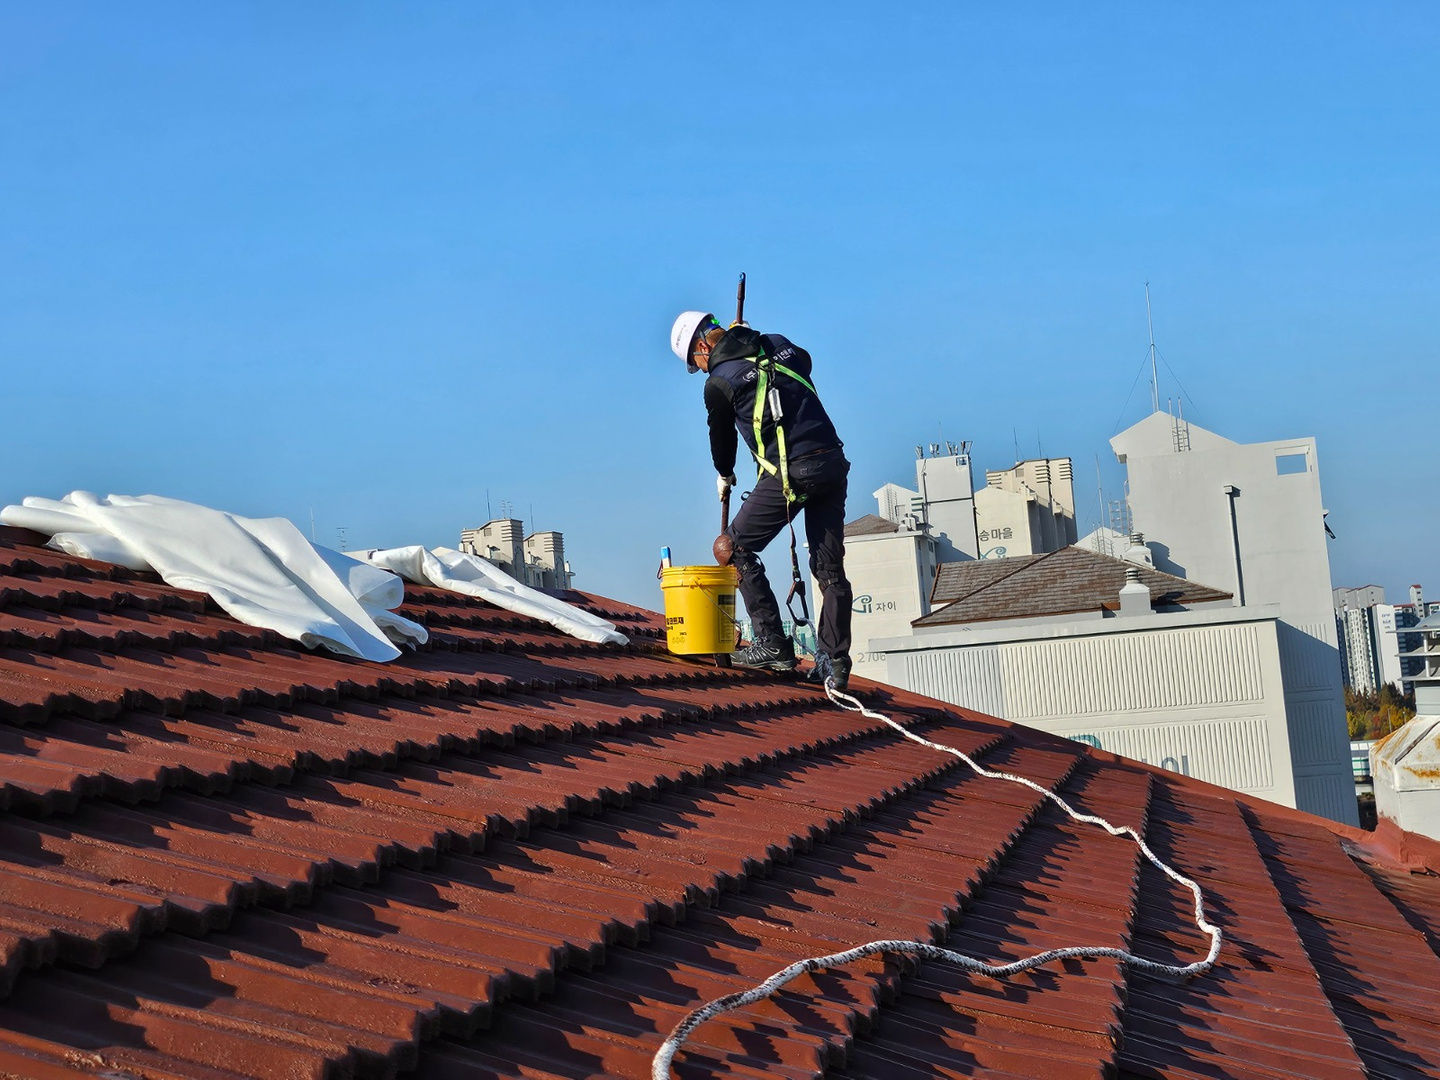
[1332,583,1431,697]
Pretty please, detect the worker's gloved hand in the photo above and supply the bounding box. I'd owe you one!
[717,473,737,501]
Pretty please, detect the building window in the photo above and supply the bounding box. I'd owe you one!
[1275,452,1309,475]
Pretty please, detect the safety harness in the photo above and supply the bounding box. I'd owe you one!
[746,346,814,627]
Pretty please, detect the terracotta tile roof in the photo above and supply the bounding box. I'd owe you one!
[1,524,1439,1079]
[919,546,1234,627]
[844,514,900,537]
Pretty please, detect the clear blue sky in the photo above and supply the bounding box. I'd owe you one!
[3,3,1436,609]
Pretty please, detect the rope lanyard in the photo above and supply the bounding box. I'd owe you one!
[650,682,1223,1079]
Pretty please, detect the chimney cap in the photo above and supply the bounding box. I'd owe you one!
[1118,564,1152,615]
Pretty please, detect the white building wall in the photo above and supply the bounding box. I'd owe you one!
[460,518,524,571]
[875,482,921,525]
[1374,623,1440,841]
[1375,605,1404,690]
[1110,413,1356,825]
[834,529,938,682]
[973,486,1035,559]
[880,610,1298,810]
[974,458,1078,559]
[914,452,978,561]
[523,531,571,590]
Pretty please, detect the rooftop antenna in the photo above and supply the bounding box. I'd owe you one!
[1093,455,1111,556]
[487,489,492,522]
[309,507,316,542]
[1146,282,1160,414]
[336,526,348,552]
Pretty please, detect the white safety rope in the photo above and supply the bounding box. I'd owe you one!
[651,682,1223,1079]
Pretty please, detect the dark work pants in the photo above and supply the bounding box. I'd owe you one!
[727,447,853,662]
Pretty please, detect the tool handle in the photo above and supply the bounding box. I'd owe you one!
[720,489,731,533]
[734,272,746,327]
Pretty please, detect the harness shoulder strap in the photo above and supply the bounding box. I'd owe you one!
[748,348,816,504]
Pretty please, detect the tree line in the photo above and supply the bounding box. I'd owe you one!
[1346,684,1415,741]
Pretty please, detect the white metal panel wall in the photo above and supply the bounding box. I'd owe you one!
[898,645,1006,718]
[1275,619,1358,823]
[1294,773,1360,827]
[1057,716,1274,791]
[1285,699,1349,767]
[887,618,1299,808]
[1277,620,1345,691]
[1000,623,1265,720]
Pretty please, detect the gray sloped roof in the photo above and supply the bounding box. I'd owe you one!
[845,513,901,537]
[918,545,1233,627]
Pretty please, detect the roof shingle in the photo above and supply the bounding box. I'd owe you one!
[0,525,1436,1079]
[844,515,900,538]
[920,546,1233,627]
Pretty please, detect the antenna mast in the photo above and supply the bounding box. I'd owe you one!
[1145,282,1159,414]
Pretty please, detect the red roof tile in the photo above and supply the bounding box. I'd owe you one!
[0,526,1438,1079]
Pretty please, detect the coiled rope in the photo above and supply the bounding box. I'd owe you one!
[651,681,1223,1079]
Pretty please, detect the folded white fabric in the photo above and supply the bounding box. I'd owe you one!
[0,492,426,662]
[353,545,628,646]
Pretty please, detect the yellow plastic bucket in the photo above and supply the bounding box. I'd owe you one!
[660,564,740,654]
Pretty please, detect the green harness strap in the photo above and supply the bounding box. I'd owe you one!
[746,349,816,628]
[750,353,816,505]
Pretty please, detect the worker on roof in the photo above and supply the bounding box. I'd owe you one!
[671,310,853,691]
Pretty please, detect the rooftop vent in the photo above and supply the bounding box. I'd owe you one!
[1124,532,1154,568]
[1119,565,1152,616]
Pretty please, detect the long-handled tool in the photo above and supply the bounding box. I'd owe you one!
[712,271,747,567]
[713,489,733,565]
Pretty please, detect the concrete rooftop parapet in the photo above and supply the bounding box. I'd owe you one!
[1373,714,1440,841]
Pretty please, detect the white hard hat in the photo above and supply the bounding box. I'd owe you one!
[670,310,714,372]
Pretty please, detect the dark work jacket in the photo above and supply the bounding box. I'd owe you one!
[702,325,843,477]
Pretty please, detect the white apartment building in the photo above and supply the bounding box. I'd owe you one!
[1373,611,1440,840]
[1333,585,1417,695]
[974,457,1078,559]
[459,518,574,591]
[860,413,1358,825]
[1105,412,1355,822]
[840,445,1076,682]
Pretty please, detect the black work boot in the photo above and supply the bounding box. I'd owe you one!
[732,636,798,673]
[808,653,851,692]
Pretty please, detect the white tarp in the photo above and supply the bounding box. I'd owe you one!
[0,492,425,662]
[352,545,628,646]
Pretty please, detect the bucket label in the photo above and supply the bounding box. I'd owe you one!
[666,615,685,627]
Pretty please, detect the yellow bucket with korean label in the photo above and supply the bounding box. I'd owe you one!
[660,564,740,654]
